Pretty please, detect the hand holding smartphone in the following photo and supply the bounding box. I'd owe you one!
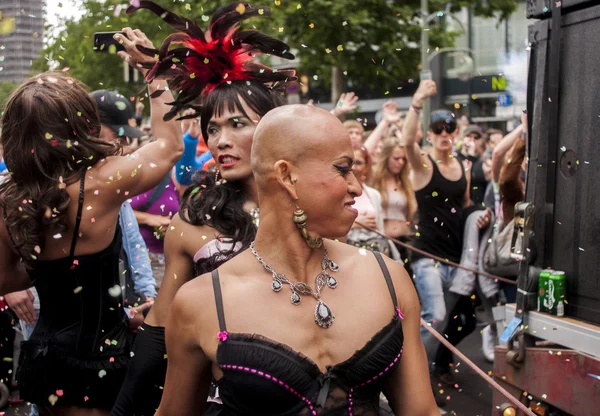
[93,32,125,53]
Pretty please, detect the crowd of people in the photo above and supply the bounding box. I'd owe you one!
[0,2,528,415]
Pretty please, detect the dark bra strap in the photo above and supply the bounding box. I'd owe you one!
[69,170,86,258]
[373,251,398,309]
[211,269,227,332]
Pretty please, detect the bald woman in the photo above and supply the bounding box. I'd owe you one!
[158,105,438,416]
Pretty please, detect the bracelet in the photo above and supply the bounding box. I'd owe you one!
[410,105,421,115]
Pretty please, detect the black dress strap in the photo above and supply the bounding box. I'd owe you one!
[69,170,86,258]
[211,269,227,332]
[373,251,398,308]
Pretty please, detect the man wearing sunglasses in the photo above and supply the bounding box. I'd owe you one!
[402,80,472,363]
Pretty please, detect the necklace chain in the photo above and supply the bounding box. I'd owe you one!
[249,242,340,328]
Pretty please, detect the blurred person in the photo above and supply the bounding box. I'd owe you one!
[371,139,418,270]
[157,104,438,416]
[457,125,485,164]
[343,119,365,149]
[402,80,472,362]
[109,3,296,415]
[486,128,504,152]
[364,100,403,162]
[0,27,181,416]
[347,146,400,259]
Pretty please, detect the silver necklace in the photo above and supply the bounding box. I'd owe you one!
[249,242,339,329]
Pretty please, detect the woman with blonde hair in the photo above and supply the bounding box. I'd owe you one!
[371,138,418,268]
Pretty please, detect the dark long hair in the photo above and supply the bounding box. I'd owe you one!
[0,72,120,267]
[180,80,283,272]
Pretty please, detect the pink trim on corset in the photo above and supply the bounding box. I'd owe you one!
[347,348,404,415]
[220,364,316,414]
[396,307,405,320]
[217,331,228,342]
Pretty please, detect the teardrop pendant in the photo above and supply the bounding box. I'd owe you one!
[271,279,282,292]
[290,292,301,305]
[327,275,338,289]
[314,300,335,328]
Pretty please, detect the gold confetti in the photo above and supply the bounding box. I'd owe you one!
[309,23,315,29]
[258,8,264,15]
[45,133,53,140]
[337,45,344,51]
[235,3,246,14]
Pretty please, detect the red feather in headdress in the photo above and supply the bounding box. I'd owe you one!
[126,1,296,120]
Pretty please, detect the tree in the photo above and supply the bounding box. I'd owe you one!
[0,82,18,111]
[36,0,518,105]
[264,0,518,101]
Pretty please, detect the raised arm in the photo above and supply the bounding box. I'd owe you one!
[97,28,183,202]
[403,81,437,179]
[364,101,399,155]
[381,256,438,415]
[492,113,526,183]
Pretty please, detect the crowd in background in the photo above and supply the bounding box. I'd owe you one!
[0,28,529,414]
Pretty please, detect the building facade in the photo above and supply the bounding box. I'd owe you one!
[0,0,44,83]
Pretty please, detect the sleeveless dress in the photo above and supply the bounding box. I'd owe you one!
[210,251,404,415]
[14,171,132,409]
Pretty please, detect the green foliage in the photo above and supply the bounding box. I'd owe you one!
[0,81,18,111]
[36,0,517,102]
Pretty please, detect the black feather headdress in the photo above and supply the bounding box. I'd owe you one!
[126,1,296,120]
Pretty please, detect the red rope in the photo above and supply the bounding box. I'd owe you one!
[354,221,517,285]
[421,319,536,416]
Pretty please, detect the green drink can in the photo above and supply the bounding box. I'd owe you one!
[548,271,566,317]
[538,271,551,312]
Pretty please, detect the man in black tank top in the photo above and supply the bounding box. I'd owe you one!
[401,81,470,363]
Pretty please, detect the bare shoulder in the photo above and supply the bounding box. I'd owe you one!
[165,212,219,258]
[173,271,220,333]
[378,254,420,314]
[327,241,419,313]
[410,150,434,191]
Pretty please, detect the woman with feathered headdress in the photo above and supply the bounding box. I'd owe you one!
[110,2,296,415]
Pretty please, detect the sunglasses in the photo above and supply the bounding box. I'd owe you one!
[430,121,458,135]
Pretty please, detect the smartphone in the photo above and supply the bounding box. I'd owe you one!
[93,32,125,53]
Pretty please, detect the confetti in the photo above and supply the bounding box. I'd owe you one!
[98,369,107,378]
[108,285,122,297]
[48,394,58,405]
[74,286,83,294]
[337,45,344,51]
[309,23,315,29]
[115,101,127,111]
[53,233,62,239]
[235,3,246,14]
[45,133,53,140]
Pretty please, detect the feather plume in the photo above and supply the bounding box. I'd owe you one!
[127,1,296,120]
